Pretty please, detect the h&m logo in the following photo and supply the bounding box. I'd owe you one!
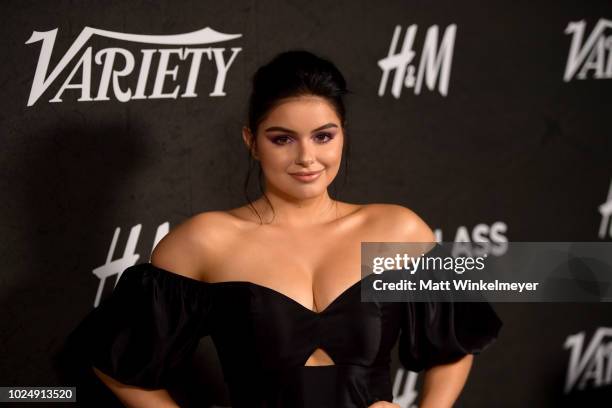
[378,24,456,98]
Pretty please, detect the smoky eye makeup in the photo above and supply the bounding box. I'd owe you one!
[270,135,291,145]
[268,132,336,145]
[313,132,336,143]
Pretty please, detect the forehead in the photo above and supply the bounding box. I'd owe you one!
[262,95,340,125]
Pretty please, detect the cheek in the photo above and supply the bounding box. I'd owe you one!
[260,149,291,169]
[320,144,344,165]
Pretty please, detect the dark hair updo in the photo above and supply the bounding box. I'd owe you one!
[243,50,352,224]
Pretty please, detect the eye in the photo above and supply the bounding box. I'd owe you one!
[271,135,292,145]
[314,132,334,143]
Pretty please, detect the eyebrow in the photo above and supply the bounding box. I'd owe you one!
[264,123,338,133]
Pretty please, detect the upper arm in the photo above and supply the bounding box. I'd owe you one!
[150,211,228,280]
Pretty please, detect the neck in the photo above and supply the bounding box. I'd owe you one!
[250,188,339,228]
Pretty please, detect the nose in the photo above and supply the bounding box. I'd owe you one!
[294,139,315,166]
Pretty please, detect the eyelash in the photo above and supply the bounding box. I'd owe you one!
[272,133,334,145]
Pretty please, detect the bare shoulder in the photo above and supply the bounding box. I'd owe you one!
[150,210,239,281]
[362,203,436,242]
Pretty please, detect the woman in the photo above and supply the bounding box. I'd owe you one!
[59,50,502,407]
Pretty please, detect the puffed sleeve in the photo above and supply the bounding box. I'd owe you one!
[59,263,214,390]
[398,244,503,372]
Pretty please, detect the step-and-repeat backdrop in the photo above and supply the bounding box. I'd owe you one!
[2,1,611,407]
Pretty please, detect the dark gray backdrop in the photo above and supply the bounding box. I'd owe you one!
[1,0,611,407]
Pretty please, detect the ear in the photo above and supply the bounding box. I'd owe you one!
[242,126,259,160]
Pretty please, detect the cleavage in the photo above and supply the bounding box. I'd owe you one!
[248,277,363,315]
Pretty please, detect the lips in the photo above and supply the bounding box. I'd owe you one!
[289,169,323,182]
[289,170,323,176]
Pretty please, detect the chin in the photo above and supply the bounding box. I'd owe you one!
[288,186,327,199]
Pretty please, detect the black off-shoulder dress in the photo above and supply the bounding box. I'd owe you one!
[58,244,502,407]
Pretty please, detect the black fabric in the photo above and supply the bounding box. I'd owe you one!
[59,244,502,407]
[398,244,503,372]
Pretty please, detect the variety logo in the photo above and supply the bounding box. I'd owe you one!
[25,26,242,106]
[564,18,612,81]
[564,327,612,393]
[92,222,168,306]
[378,24,456,98]
[599,178,612,239]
